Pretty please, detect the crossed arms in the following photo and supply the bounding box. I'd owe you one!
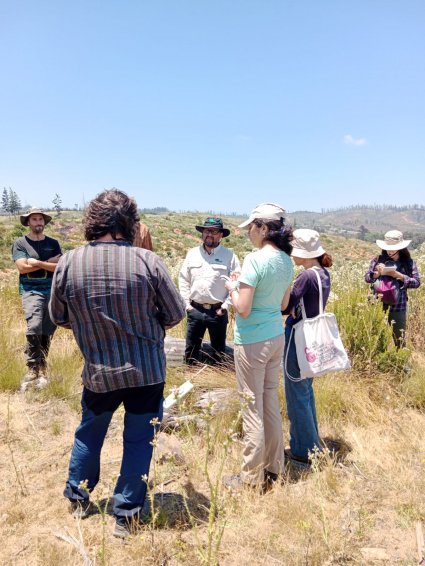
[15,254,62,275]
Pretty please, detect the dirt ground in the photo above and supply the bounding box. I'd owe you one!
[1,389,425,565]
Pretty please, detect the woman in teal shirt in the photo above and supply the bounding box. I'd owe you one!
[224,203,293,491]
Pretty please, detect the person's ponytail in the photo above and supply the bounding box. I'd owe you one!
[318,253,333,268]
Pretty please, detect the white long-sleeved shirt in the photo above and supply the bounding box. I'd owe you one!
[179,245,240,310]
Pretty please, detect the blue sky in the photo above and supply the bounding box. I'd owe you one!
[1,1,424,213]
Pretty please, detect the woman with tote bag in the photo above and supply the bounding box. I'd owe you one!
[282,229,333,466]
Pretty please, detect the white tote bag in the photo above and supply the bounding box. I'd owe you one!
[286,268,350,380]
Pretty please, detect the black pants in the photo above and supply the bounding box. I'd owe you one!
[384,306,407,348]
[185,306,228,364]
[25,335,52,369]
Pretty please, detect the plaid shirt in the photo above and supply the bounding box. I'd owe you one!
[364,257,421,312]
[49,241,185,392]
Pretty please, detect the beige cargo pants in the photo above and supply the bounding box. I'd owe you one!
[234,334,285,486]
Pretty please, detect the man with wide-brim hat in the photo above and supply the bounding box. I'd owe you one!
[195,217,231,237]
[12,207,62,390]
[179,217,240,364]
[20,207,52,226]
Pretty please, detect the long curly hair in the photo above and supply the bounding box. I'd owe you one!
[84,189,139,243]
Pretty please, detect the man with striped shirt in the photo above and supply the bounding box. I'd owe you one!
[49,189,185,538]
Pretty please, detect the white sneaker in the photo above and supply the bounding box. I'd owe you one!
[35,376,48,390]
[20,367,39,392]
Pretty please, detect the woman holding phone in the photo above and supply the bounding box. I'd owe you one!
[223,203,293,491]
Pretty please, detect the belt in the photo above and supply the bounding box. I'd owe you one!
[191,301,222,311]
[27,270,48,280]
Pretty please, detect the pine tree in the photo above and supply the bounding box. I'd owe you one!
[52,193,62,216]
[1,187,9,213]
[7,188,21,215]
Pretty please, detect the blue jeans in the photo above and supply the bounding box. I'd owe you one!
[64,383,164,524]
[283,326,320,461]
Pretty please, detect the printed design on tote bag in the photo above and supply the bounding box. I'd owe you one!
[304,347,317,363]
[304,341,340,370]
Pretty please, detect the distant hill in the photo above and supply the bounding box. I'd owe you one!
[287,205,425,243]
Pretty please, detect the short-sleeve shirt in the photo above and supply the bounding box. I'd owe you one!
[234,247,293,345]
[12,235,62,295]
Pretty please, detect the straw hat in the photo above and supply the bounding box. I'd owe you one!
[376,230,411,251]
[291,229,326,259]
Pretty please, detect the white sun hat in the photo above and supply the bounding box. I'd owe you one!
[238,203,286,228]
[291,229,326,259]
[376,230,411,251]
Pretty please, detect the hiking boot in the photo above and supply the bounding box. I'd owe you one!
[284,448,311,468]
[70,499,93,519]
[113,522,132,539]
[263,470,280,492]
[20,367,39,392]
[113,514,149,539]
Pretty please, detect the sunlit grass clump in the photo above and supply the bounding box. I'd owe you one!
[0,284,26,392]
[37,328,83,409]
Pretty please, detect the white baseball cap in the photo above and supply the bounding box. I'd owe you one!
[291,229,326,259]
[238,203,286,229]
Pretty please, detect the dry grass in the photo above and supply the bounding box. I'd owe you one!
[1,222,425,564]
[1,363,425,564]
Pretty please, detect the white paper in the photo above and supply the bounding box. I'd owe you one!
[163,380,194,410]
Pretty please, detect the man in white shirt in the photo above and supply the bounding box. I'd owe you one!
[179,217,240,364]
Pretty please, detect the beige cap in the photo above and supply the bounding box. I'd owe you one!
[376,230,411,251]
[238,203,286,228]
[291,229,326,259]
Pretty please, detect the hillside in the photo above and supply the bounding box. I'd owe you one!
[288,205,425,240]
[0,210,380,273]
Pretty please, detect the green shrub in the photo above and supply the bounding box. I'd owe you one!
[331,287,408,373]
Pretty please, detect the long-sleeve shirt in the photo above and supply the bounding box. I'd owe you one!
[364,257,421,312]
[178,244,240,310]
[49,241,185,393]
[283,267,331,327]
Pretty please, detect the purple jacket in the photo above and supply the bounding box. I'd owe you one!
[283,267,331,326]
